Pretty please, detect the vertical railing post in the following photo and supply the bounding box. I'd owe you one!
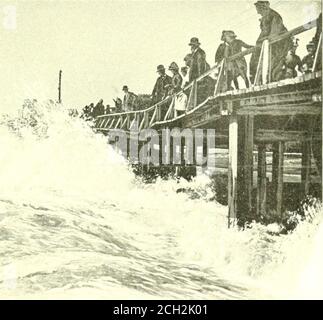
[254,40,270,85]
[313,33,322,72]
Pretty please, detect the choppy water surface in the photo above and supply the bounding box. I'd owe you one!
[0,101,322,299]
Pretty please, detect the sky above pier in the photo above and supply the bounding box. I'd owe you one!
[0,0,320,113]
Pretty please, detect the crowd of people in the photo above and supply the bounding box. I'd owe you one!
[80,1,322,120]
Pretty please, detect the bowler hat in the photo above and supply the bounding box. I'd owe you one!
[122,85,128,90]
[188,37,201,46]
[156,65,165,72]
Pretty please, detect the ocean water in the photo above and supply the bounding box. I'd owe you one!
[0,101,322,300]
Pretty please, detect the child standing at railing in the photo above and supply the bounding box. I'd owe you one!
[277,38,302,80]
[302,41,316,74]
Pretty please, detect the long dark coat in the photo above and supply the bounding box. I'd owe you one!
[250,8,292,82]
[189,47,208,82]
[151,74,172,103]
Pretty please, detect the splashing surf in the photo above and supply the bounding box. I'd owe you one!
[0,101,322,299]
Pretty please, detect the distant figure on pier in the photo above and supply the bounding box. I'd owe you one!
[93,99,105,117]
[80,105,90,119]
[122,86,137,112]
[250,1,292,83]
[301,41,316,74]
[224,31,253,88]
[278,38,302,79]
[104,104,111,115]
[113,98,123,113]
[151,65,172,104]
[188,37,208,82]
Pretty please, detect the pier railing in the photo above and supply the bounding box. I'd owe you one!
[94,18,320,131]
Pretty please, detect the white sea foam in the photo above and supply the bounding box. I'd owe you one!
[0,101,321,299]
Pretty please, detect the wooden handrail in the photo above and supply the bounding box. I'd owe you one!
[94,18,320,127]
[269,19,317,44]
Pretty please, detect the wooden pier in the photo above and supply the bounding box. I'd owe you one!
[94,19,322,226]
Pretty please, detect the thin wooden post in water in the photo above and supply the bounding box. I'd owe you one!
[301,140,311,197]
[228,113,238,228]
[272,141,284,217]
[244,115,254,215]
[257,143,267,217]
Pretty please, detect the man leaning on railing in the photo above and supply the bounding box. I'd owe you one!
[250,0,292,83]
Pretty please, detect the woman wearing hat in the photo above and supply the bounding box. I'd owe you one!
[167,62,183,95]
[167,62,187,116]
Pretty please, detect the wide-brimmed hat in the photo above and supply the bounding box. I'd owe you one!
[188,37,201,46]
[122,85,128,91]
[168,62,179,71]
[156,65,165,72]
[221,30,228,41]
[254,1,270,7]
[225,30,237,38]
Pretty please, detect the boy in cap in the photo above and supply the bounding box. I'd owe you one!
[278,38,302,79]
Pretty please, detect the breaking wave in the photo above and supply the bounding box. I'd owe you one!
[0,101,322,299]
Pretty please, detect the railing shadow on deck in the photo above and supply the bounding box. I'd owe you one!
[94,18,320,132]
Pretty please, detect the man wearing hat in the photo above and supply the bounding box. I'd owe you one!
[151,65,172,104]
[122,85,137,112]
[301,41,316,74]
[188,37,208,82]
[250,1,292,83]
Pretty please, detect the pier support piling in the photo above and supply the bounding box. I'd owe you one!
[272,141,284,217]
[228,113,238,227]
[257,143,267,217]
